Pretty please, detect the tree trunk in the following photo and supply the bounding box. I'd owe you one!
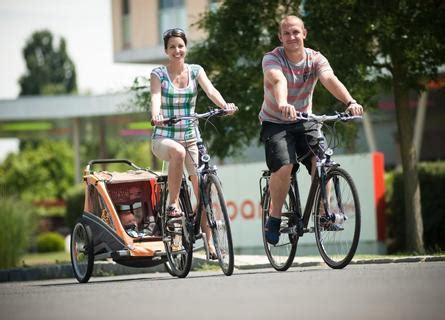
[392,65,425,254]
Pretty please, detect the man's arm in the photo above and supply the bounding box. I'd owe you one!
[319,71,363,115]
[264,68,297,119]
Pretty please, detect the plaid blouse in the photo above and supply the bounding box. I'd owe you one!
[151,64,202,141]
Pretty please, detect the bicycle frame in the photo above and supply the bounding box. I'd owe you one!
[259,112,359,235]
[155,109,226,247]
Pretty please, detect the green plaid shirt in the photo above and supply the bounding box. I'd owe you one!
[151,64,202,141]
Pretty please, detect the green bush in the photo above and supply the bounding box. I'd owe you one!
[0,140,74,203]
[64,184,85,231]
[0,195,36,268]
[385,161,445,253]
[36,232,65,253]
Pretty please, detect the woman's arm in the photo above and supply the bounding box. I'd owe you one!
[150,73,164,125]
[197,69,237,113]
[197,69,227,108]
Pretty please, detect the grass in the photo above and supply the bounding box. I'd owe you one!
[20,251,71,267]
[194,262,220,272]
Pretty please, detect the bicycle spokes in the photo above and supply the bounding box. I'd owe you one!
[315,168,360,269]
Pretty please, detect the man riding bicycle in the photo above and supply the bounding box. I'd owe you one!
[259,15,364,245]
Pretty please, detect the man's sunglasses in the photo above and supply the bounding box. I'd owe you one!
[163,28,185,38]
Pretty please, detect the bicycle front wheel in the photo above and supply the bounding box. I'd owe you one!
[314,167,361,269]
[164,188,193,278]
[205,174,234,276]
[261,186,298,271]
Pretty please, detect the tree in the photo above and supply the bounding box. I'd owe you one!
[188,0,361,159]
[0,140,74,202]
[304,0,445,253]
[19,30,77,96]
[188,0,302,159]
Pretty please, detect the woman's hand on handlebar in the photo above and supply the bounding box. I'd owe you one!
[151,113,165,126]
[223,103,238,115]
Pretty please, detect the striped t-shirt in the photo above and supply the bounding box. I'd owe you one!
[151,64,202,140]
[259,47,333,123]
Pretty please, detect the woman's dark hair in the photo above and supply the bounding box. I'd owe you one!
[163,28,187,49]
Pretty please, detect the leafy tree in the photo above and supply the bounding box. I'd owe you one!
[19,30,77,96]
[188,0,444,253]
[0,140,74,202]
[188,0,301,159]
[303,0,445,253]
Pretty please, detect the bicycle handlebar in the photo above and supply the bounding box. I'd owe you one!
[151,108,228,126]
[296,112,362,122]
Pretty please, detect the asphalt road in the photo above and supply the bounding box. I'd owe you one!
[1,261,444,320]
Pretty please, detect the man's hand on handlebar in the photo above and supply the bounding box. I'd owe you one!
[223,103,238,115]
[345,102,364,116]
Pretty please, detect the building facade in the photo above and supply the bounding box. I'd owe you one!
[111,0,219,64]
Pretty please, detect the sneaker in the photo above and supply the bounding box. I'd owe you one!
[166,206,183,251]
[265,216,281,245]
[166,205,183,218]
[319,216,344,231]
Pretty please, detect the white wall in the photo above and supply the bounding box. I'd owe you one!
[0,138,19,163]
[216,153,382,253]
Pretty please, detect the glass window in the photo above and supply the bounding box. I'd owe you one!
[158,0,186,43]
[122,0,131,48]
[209,0,220,12]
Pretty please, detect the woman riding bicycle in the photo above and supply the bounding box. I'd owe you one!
[150,28,237,258]
[260,15,363,245]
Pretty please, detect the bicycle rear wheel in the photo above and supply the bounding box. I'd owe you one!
[314,167,361,269]
[164,188,193,278]
[205,174,234,276]
[261,187,298,271]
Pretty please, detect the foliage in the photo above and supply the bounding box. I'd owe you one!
[107,140,153,170]
[0,195,36,268]
[0,140,74,203]
[36,232,66,253]
[129,77,151,113]
[304,0,445,253]
[64,184,85,231]
[385,162,445,253]
[19,29,77,96]
[303,0,445,92]
[187,0,301,159]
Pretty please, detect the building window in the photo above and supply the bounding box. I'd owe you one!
[122,0,131,48]
[159,0,186,43]
[209,0,220,12]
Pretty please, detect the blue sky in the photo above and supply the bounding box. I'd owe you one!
[0,0,152,99]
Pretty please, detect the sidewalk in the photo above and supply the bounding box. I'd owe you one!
[1,254,444,282]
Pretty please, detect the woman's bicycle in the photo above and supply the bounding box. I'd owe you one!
[260,112,362,270]
[154,108,235,277]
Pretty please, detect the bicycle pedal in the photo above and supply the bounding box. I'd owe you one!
[167,217,183,225]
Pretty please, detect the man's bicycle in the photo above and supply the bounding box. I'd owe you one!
[154,108,235,277]
[260,112,362,270]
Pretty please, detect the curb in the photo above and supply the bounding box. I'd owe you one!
[1,255,444,283]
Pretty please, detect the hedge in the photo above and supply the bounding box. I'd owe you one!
[0,195,36,268]
[385,161,445,253]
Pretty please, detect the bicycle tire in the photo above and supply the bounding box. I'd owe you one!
[314,167,361,269]
[71,221,94,283]
[205,174,234,276]
[164,188,193,278]
[261,186,298,271]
